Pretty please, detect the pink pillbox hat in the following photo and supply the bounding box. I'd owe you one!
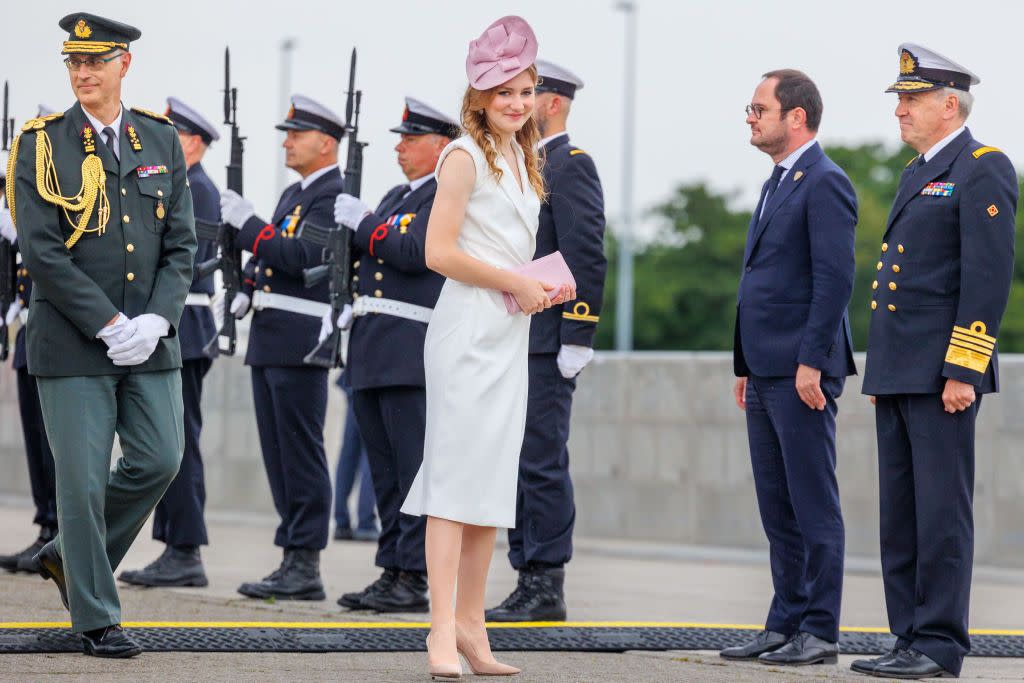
[465,15,538,91]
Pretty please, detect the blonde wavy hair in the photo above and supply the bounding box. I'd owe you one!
[460,64,546,201]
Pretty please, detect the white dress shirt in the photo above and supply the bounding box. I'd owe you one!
[759,138,817,218]
[300,163,340,190]
[923,125,967,162]
[82,104,123,157]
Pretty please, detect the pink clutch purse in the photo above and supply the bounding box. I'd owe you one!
[502,251,576,314]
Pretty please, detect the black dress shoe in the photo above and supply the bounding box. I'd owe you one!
[759,631,838,666]
[1,536,48,574]
[238,549,325,601]
[81,625,142,658]
[872,649,955,679]
[31,541,69,611]
[337,569,399,609]
[119,546,208,587]
[850,647,905,675]
[483,567,566,622]
[719,630,788,660]
[361,571,429,613]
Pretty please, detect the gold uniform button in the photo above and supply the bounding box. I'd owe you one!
[889,282,897,291]
[374,272,383,281]
[871,301,878,310]
[126,272,135,282]
[876,261,883,271]
[374,289,383,298]
[121,188,127,197]
[377,258,384,265]
[872,280,878,290]
[157,189,164,197]
[265,268,273,277]
[263,285,271,293]
[352,275,359,282]
[888,304,897,312]
[126,243,135,253]
[882,243,889,252]
[18,284,25,292]
[123,215,130,224]
[892,264,901,273]
[353,260,361,269]
[898,244,905,253]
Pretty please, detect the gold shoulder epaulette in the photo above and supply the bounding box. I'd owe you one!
[131,107,173,125]
[972,146,1002,159]
[904,155,919,168]
[569,148,588,156]
[20,112,64,132]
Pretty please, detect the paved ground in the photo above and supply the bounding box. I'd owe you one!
[1,502,1022,681]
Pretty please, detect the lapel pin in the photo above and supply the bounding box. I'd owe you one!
[793,171,804,181]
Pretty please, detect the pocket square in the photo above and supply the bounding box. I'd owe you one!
[502,251,576,315]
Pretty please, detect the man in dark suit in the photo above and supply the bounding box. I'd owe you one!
[853,44,1016,680]
[723,69,857,667]
[220,94,344,601]
[486,60,607,623]
[118,97,220,588]
[326,97,455,612]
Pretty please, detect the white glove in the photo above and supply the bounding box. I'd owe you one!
[230,292,251,319]
[95,313,138,349]
[220,189,255,229]
[5,300,22,326]
[334,194,371,230]
[0,208,15,243]
[557,344,594,379]
[318,304,354,343]
[106,314,170,366]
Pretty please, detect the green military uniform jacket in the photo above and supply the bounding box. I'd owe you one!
[9,101,196,377]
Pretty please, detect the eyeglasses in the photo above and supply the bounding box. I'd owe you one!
[64,53,123,72]
[745,104,794,120]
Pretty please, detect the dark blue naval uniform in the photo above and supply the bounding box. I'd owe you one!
[862,129,1016,677]
[348,179,444,574]
[508,134,606,571]
[734,142,857,644]
[10,253,58,533]
[150,161,219,548]
[238,167,342,551]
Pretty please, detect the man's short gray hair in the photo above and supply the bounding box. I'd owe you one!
[940,87,974,120]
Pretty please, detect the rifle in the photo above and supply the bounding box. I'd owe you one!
[1,80,16,361]
[301,48,366,368]
[195,47,245,356]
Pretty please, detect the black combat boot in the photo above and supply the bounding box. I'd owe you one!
[486,566,566,622]
[362,570,429,613]
[240,549,326,601]
[337,568,400,609]
[237,549,291,598]
[119,546,208,587]
[2,526,57,574]
[485,568,535,621]
[81,625,143,658]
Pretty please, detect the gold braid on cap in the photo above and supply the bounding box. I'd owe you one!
[62,41,128,54]
[9,121,109,249]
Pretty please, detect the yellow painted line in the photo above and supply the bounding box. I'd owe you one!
[0,621,1021,636]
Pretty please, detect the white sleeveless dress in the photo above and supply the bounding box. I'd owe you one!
[401,135,540,528]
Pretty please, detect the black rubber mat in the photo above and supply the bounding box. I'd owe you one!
[1,625,1023,656]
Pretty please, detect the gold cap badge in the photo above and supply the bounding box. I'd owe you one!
[899,49,917,75]
[74,19,92,39]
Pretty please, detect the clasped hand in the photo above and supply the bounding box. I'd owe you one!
[99,313,170,366]
[511,276,576,315]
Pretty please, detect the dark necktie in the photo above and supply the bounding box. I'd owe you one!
[760,164,785,218]
[102,126,119,162]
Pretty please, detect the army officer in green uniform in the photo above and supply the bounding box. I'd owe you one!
[7,13,196,658]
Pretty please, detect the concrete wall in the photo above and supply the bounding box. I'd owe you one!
[3,345,1023,568]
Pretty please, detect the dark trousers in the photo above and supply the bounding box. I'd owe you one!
[745,374,845,643]
[153,358,211,547]
[352,386,427,573]
[16,367,58,531]
[334,389,377,531]
[875,394,979,677]
[251,366,331,550]
[508,353,576,570]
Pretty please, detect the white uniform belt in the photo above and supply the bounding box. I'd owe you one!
[185,293,212,307]
[252,291,331,318]
[19,309,29,326]
[353,296,432,323]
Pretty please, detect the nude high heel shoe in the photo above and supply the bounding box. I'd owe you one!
[455,624,521,676]
[426,633,463,680]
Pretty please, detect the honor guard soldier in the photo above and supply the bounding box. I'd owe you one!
[118,97,221,589]
[854,44,1017,680]
[11,13,196,657]
[220,94,344,601]
[326,97,457,612]
[486,60,607,623]
[1,129,58,573]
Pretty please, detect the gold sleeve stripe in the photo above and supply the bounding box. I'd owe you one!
[951,331,994,350]
[945,345,991,373]
[62,41,128,54]
[953,324,996,344]
[949,338,993,356]
[972,146,1002,159]
[563,301,599,323]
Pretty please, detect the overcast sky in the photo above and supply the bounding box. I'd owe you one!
[4,0,1021,236]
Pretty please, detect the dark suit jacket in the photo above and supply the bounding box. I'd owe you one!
[178,162,219,361]
[529,134,607,353]
[734,142,857,379]
[347,179,445,390]
[862,129,1016,395]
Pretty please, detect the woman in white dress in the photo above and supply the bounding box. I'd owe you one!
[400,16,575,680]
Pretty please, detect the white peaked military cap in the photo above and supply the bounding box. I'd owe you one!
[276,94,346,140]
[389,97,459,138]
[165,96,221,144]
[536,59,584,99]
[886,42,980,93]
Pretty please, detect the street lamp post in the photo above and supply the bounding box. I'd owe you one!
[615,1,637,351]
